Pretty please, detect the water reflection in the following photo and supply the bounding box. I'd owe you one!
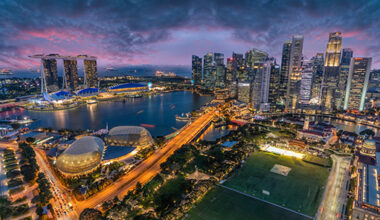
[200,124,234,141]
[24,91,213,137]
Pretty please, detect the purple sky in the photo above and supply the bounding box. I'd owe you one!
[0,0,379,69]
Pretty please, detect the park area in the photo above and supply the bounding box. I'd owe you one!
[223,151,329,216]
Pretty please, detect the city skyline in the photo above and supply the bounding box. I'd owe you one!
[0,0,380,69]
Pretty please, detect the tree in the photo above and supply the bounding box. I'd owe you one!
[0,196,12,220]
[35,205,43,217]
[25,137,35,144]
[79,208,102,220]
[360,129,375,138]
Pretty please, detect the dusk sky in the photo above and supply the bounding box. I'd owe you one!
[1,0,379,69]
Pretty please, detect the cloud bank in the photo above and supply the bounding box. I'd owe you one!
[0,0,379,69]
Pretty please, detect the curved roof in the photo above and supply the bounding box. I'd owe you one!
[63,136,104,155]
[107,126,154,147]
[109,126,149,136]
[51,90,72,100]
[56,136,105,175]
[109,83,146,90]
[76,88,99,95]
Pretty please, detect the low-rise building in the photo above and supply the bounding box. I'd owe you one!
[352,139,380,219]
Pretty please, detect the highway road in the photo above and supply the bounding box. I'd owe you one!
[35,148,78,219]
[74,109,217,213]
[316,155,351,220]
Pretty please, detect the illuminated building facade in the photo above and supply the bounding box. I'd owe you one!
[108,83,147,93]
[352,139,380,220]
[226,57,233,84]
[344,57,372,111]
[321,32,342,111]
[213,53,226,88]
[84,59,98,88]
[299,60,313,103]
[268,63,281,111]
[63,59,79,90]
[251,59,272,111]
[279,41,292,105]
[232,52,245,82]
[215,65,226,88]
[105,126,154,148]
[203,52,214,89]
[237,82,251,104]
[191,55,202,86]
[336,48,353,109]
[286,35,304,110]
[56,136,105,176]
[310,53,324,104]
[42,58,58,91]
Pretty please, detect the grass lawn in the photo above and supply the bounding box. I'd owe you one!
[186,186,310,220]
[223,151,329,216]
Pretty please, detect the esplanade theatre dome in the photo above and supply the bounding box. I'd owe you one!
[105,126,154,148]
[56,136,105,176]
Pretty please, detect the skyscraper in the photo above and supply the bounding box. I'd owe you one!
[84,59,98,88]
[226,57,233,84]
[251,59,272,111]
[237,82,250,104]
[344,57,372,111]
[366,69,380,109]
[213,53,224,66]
[286,35,304,110]
[232,52,245,82]
[203,53,214,89]
[336,48,353,109]
[299,60,313,103]
[63,59,79,90]
[228,53,244,97]
[268,63,281,111]
[213,53,226,88]
[321,32,342,111]
[42,58,58,91]
[310,53,324,104]
[245,49,268,69]
[279,41,292,105]
[215,65,226,88]
[191,55,202,86]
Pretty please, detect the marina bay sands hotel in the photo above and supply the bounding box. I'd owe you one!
[29,54,98,93]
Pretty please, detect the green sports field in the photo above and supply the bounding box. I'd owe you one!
[223,151,329,216]
[186,186,310,220]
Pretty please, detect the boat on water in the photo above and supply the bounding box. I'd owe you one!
[140,124,155,128]
[175,113,190,121]
[131,94,143,98]
[0,115,33,124]
[106,67,117,71]
[86,99,97,104]
[0,69,13,75]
